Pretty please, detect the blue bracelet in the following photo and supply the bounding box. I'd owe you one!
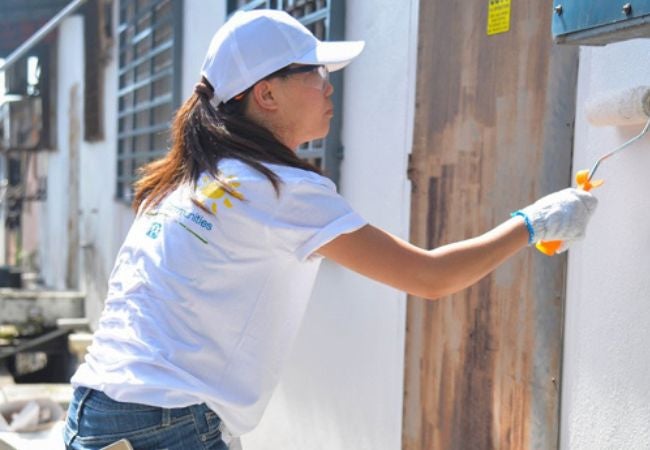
[511,211,535,245]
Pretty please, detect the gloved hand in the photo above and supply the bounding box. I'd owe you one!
[513,188,598,250]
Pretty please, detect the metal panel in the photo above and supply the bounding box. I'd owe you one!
[116,0,182,201]
[403,0,579,448]
[552,0,650,45]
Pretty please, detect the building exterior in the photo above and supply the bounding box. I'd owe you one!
[562,38,650,450]
[0,1,648,449]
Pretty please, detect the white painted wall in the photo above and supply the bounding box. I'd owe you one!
[77,1,131,327]
[182,1,225,99]
[242,1,417,449]
[39,9,133,326]
[39,16,84,291]
[561,38,650,450]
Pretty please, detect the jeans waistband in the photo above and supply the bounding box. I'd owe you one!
[74,387,215,420]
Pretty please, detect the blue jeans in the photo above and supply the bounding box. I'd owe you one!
[64,387,230,449]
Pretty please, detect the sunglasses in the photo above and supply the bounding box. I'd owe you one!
[271,64,329,82]
[231,65,330,102]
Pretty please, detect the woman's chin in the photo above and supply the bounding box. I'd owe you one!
[318,124,331,138]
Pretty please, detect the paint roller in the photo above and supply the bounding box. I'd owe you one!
[536,86,650,256]
[584,86,650,127]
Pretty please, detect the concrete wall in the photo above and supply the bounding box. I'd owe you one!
[181,2,225,99]
[76,2,132,326]
[561,38,650,449]
[39,16,84,291]
[39,10,132,326]
[242,1,417,448]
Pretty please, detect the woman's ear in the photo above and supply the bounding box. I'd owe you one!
[250,80,279,112]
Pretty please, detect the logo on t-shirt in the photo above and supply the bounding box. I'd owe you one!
[146,222,162,239]
[196,175,244,215]
[143,175,245,245]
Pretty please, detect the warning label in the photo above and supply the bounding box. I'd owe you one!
[487,0,511,36]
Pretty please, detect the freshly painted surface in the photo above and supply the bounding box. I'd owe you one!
[242,1,416,448]
[561,38,650,450]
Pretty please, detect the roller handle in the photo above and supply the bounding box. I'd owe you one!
[535,170,602,256]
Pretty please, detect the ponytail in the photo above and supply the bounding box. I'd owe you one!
[132,77,320,212]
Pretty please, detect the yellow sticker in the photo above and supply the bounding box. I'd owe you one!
[487,0,511,36]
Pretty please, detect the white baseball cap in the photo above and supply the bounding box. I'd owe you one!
[200,9,365,104]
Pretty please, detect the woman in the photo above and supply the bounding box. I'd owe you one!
[64,9,597,450]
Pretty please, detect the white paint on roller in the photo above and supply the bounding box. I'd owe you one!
[585,85,650,127]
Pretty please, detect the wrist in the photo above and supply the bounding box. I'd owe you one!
[511,210,535,245]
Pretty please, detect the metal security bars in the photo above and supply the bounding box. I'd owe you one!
[116,0,183,200]
[226,0,346,184]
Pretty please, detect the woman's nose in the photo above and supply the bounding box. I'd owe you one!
[324,80,334,97]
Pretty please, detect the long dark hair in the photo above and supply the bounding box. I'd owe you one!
[132,77,320,212]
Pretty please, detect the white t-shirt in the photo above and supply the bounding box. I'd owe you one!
[71,159,367,436]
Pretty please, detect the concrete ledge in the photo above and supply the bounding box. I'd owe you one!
[0,290,84,300]
[0,290,85,326]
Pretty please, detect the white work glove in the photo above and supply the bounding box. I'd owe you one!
[513,188,598,251]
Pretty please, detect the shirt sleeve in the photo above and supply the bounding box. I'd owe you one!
[269,178,367,261]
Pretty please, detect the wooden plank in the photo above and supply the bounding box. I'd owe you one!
[403,1,579,449]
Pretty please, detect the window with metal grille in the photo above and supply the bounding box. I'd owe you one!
[226,0,346,184]
[116,0,183,201]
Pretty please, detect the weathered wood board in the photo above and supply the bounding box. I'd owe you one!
[403,1,579,449]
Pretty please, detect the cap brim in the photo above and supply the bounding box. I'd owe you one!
[295,40,365,72]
